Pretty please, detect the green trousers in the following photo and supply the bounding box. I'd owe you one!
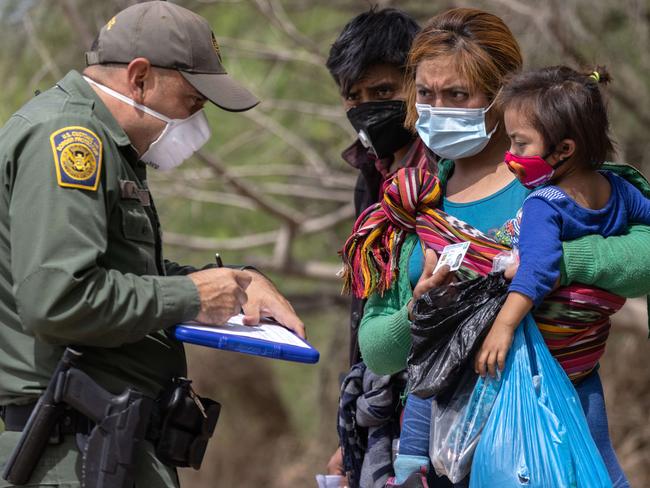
[0,431,178,487]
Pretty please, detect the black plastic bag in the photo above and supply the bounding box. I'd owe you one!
[408,272,509,399]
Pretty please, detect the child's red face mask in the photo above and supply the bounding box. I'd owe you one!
[504,151,566,189]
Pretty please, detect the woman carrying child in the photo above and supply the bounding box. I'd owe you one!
[341,7,650,488]
[476,66,650,378]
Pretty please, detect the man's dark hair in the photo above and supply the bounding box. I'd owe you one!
[326,8,420,97]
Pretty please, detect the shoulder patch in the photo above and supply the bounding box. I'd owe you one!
[50,126,102,191]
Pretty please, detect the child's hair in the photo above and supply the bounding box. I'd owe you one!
[498,65,614,168]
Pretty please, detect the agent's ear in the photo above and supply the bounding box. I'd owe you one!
[125,58,153,104]
[554,138,576,162]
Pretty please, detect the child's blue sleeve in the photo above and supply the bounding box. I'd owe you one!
[618,175,650,225]
[509,197,563,307]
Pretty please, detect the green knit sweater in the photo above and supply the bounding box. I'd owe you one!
[358,161,650,375]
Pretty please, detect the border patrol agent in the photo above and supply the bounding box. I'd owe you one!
[0,2,304,486]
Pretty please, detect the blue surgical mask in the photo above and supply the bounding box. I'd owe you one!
[415,101,498,160]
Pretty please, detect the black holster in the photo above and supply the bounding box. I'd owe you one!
[2,350,220,486]
[2,348,153,488]
[150,377,221,470]
[75,389,152,488]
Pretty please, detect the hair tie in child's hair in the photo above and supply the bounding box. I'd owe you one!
[589,71,600,82]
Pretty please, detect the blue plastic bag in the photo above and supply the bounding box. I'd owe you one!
[470,315,611,488]
[429,369,502,483]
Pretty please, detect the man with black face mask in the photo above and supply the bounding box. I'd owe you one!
[324,9,429,486]
[326,7,423,368]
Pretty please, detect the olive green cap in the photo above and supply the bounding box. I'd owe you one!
[85,1,259,112]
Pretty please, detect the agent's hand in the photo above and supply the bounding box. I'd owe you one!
[408,248,454,320]
[189,268,251,325]
[241,270,305,338]
[474,321,515,378]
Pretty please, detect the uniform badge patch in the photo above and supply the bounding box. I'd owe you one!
[50,126,102,191]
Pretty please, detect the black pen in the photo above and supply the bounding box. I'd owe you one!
[215,253,224,268]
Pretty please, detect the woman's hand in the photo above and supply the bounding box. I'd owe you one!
[326,447,349,486]
[408,248,455,320]
[504,261,518,280]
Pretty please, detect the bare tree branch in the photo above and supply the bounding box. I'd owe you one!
[261,99,345,120]
[495,0,650,129]
[225,165,354,185]
[272,223,296,268]
[194,0,244,3]
[218,37,324,66]
[546,5,650,129]
[154,165,357,189]
[58,0,94,48]
[213,129,258,158]
[22,13,62,81]
[27,64,51,90]
[261,98,355,135]
[164,229,279,249]
[490,0,540,20]
[241,109,330,175]
[251,0,326,61]
[163,203,354,253]
[244,256,343,281]
[155,185,258,210]
[300,202,354,233]
[195,150,305,223]
[259,182,352,202]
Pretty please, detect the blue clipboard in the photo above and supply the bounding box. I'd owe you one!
[173,316,319,364]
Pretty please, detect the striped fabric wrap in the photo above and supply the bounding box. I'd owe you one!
[341,167,625,382]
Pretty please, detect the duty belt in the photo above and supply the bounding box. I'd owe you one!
[1,397,185,446]
[0,376,221,473]
[1,347,221,488]
[0,402,154,441]
[2,403,87,435]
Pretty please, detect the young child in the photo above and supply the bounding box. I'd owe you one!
[475,65,650,377]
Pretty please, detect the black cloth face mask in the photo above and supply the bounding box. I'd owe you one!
[346,100,414,159]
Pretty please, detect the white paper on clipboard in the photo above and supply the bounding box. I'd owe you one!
[184,314,309,348]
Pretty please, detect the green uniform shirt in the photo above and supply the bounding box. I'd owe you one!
[0,70,201,403]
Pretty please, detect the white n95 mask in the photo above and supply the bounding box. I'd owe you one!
[84,76,211,171]
[415,102,497,160]
[139,109,210,171]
